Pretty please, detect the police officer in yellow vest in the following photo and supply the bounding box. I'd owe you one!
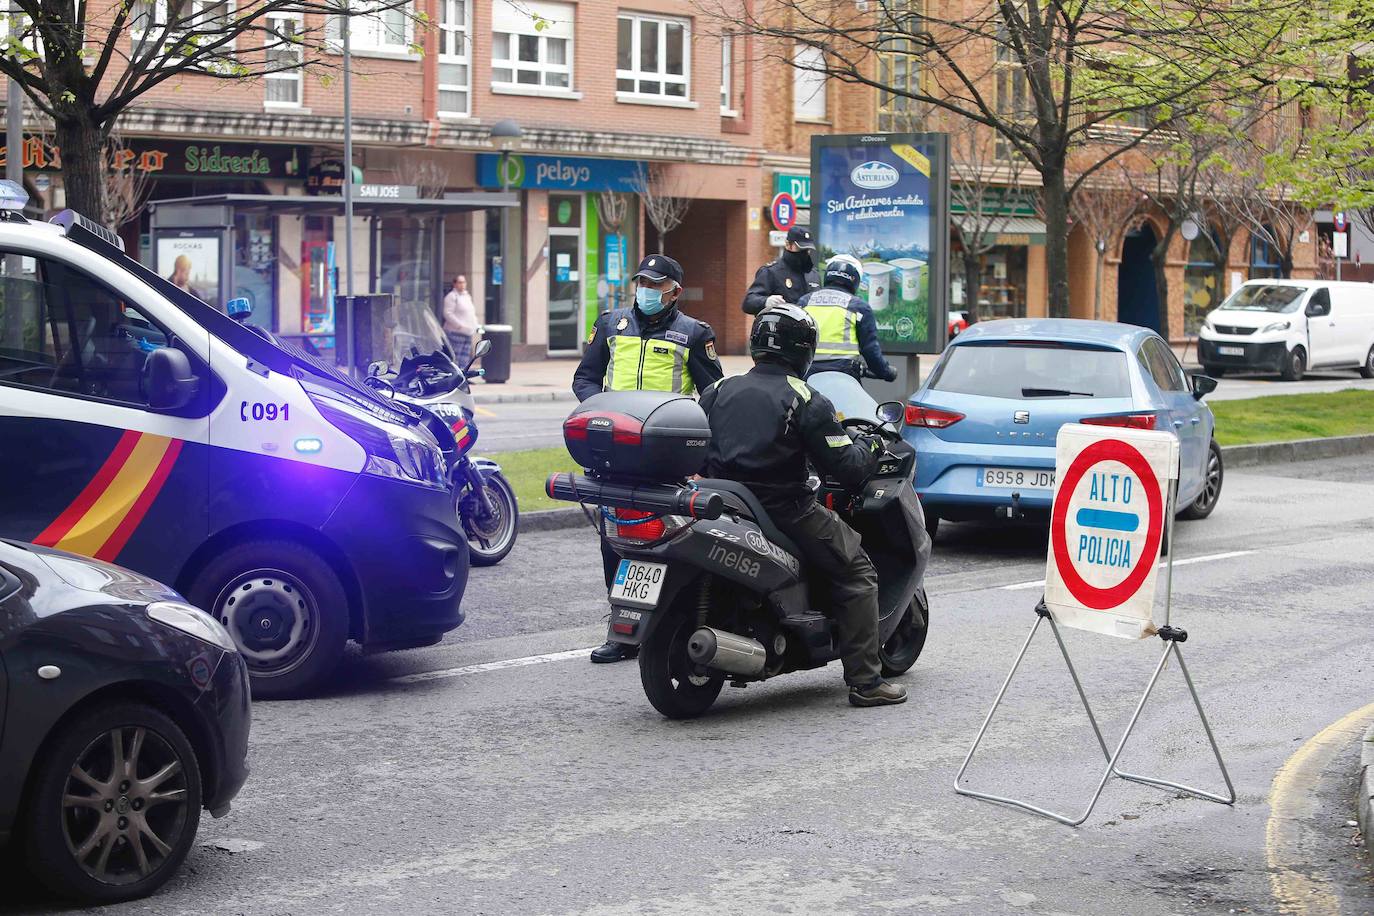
[797,255,897,382]
[573,253,723,662]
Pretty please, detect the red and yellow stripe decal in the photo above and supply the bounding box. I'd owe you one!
[34,430,184,562]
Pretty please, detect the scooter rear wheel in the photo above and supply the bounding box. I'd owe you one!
[879,587,929,677]
[640,611,725,719]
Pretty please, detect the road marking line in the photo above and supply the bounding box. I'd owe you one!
[1000,550,1255,591]
[475,405,497,417]
[1265,701,1374,915]
[389,647,595,684]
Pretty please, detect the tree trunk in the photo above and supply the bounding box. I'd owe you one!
[1040,168,1072,318]
[1151,228,1174,336]
[54,115,109,222]
[962,249,983,322]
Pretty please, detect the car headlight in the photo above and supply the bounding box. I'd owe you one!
[1261,320,1290,333]
[147,601,238,652]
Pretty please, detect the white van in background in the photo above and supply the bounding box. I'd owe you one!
[1198,279,1374,381]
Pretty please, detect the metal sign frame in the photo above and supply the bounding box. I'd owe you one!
[954,470,1235,827]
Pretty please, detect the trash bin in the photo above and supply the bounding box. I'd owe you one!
[481,324,513,384]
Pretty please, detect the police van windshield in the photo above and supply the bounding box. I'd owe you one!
[1218,284,1306,313]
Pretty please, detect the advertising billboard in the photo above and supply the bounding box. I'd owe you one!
[811,133,949,354]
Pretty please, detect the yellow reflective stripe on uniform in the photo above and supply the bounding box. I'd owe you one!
[786,376,812,401]
[605,335,693,394]
[825,435,850,448]
[808,304,860,355]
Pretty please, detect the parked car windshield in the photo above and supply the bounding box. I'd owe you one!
[1218,284,1306,313]
[928,343,1132,399]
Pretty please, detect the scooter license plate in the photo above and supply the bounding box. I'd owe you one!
[610,560,666,608]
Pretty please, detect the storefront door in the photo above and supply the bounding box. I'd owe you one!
[547,194,583,352]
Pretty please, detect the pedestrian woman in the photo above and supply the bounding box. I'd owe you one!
[442,274,478,365]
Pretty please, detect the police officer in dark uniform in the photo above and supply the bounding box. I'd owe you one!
[741,226,821,315]
[574,254,724,662]
[798,256,897,381]
[698,304,908,707]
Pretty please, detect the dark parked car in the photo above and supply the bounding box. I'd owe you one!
[0,539,250,904]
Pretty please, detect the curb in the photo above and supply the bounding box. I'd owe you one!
[1360,722,1374,852]
[1218,432,1374,469]
[518,506,589,533]
[476,389,577,405]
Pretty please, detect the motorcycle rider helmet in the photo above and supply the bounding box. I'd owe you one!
[823,258,862,295]
[750,303,818,376]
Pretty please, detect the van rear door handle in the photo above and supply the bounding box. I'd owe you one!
[1172,419,1184,428]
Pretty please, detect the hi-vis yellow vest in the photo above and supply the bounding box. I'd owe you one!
[604,309,698,395]
[803,289,860,357]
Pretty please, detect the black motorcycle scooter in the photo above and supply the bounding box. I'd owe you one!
[548,388,931,719]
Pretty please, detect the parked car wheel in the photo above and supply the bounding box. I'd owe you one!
[23,702,202,905]
[1179,440,1224,520]
[189,539,349,699]
[1360,344,1374,380]
[1280,346,1306,382]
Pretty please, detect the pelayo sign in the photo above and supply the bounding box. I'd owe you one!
[811,133,950,355]
[476,154,641,192]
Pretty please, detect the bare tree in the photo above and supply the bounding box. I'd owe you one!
[0,0,418,221]
[709,0,1324,315]
[394,160,450,201]
[632,163,697,253]
[1213,131,1312,279]
[1069,179,1143,321]
[101,132,152,230]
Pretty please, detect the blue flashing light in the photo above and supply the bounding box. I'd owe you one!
[294,437,323,454]
[226,297,253,320]
[0,179,29,211]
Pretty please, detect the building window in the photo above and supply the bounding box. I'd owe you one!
[793,44,827,121]
[438,0,470,114]
[264,12,303,107]
[492,0,573,91]
[617,12,690,101]
[131,0,233,67]
[327,1,412,56]
[720,32,736,115]
[1248,230,1285,279]
[877,0,921,132]
[1183,230,1223,334]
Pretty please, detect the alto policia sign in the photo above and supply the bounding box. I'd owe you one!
[811,133,950,355]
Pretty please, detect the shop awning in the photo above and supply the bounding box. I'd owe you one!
[952,214,1047,246]
[148,191,520,218]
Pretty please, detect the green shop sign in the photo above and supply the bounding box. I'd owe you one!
[772,172,811,209]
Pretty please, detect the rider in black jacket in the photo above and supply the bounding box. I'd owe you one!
[698,304,909,707]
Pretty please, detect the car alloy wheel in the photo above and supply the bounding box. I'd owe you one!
[61,725,193,886]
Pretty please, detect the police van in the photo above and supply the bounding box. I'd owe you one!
[0,184,468,697]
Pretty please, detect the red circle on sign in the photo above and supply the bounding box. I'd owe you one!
[1050,438,1164,610]
[771,192,797,230]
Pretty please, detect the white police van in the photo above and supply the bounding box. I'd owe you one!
[0,183,468,697]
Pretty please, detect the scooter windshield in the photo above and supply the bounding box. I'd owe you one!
[808,371,879,423]
[371,301,457,371]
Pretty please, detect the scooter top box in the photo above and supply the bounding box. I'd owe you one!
[564,391,710,481]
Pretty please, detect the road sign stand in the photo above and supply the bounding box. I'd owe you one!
[954,477,1235,827]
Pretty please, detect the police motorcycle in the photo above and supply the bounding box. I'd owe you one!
[546,387,931,719]
[363,331,519,567]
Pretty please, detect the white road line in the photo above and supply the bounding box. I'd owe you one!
[389,647,595,685]
[999,549,1255,591]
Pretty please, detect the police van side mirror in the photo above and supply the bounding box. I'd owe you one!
[145,346,199,411]
[876,401,905,425]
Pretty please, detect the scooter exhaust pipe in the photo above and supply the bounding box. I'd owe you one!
[687,626,767,677]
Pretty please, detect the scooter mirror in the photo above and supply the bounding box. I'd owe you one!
[473,338,493,359]
[366,359,389,377]
[876,400,905,426]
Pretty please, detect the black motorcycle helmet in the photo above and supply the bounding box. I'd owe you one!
[823,258,861,295]
[750,303,818,376]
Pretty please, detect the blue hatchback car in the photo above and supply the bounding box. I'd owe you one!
[904,319,1223,537]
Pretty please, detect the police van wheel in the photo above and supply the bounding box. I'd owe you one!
[190,540,349,699]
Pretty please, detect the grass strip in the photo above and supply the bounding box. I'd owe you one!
[1209,389,1374,446]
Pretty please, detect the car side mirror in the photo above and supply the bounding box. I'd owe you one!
[145,346,199,411]
[1190,373,1218,401]
[1306,301,1330,317]
[876,400,905,425]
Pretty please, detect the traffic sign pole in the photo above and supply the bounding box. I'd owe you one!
[954,425,1234,826]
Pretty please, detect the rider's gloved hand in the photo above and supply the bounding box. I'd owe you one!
[855,433,885,456]
[881,365,898,382]
[765,294,788,309]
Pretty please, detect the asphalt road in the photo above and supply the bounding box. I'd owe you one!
[474,373,1374,454]
[5,455,1372,915]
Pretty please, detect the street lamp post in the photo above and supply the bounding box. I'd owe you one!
[340,0,356,373]
[490,119,522,326]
